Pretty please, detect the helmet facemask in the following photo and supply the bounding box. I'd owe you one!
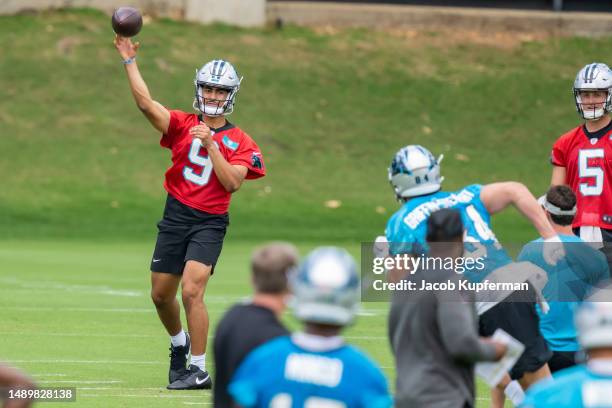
[574,88,612,121]
[194,84,238,117]
[192,59,242,117]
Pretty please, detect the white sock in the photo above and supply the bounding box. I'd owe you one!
[504,380,525,406]
[170,330,186,347]
[191,353,206,371]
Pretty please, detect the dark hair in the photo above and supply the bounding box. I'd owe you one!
[251,242,299,294]
[426,209,464,242]
[546,185,576,226]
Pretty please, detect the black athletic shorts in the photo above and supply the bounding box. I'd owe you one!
[478,286,552,380]
[150,194,229,275]
[548,350,577,373]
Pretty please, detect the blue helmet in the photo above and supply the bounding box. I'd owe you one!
[290,247,360,326]
[388,145,444,200]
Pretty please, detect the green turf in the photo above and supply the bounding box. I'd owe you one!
[0,240,510,407]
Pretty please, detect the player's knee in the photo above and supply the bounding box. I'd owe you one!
[181,283,203,305]
[150,290,174,307]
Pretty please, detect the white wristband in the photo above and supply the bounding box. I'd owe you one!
[122,56,136,65]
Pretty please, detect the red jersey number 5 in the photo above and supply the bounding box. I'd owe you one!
[579,149,604,196]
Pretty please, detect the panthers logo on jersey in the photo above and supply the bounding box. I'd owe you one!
[252,152,263,169]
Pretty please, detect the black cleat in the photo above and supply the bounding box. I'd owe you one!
[167,365,212,390]
[168,332,191,384]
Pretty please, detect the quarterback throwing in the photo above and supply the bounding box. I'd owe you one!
[114,35,265,390]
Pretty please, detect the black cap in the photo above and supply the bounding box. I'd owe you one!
[426,209,463,242]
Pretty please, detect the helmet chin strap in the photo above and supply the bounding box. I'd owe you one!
[194,84,232,117]
[196,97,229,117]
[583,107,606,120]
[202,105,224,117]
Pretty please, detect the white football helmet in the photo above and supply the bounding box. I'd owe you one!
[290,247,360,327]
[575,299,612,350]
[573,62,612,120]
[388,145,444,200]
[193,59,242,117]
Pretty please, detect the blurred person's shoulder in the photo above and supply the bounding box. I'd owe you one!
[522,364,590,407]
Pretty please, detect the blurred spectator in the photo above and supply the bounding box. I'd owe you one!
[213,242,298,407]
[229,247,392,408]
[389,209,507,408]
[518,186,609,373]
[521,286,612,407]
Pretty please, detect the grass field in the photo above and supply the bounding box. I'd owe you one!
[0,240,397,408]
[2,6,612,408]
[1,240,513,407]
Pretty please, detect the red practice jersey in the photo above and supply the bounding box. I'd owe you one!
[160,110,265,214]
[551,124,612,228]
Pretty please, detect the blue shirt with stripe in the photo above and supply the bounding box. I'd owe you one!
[521,364,612,408]
[385,184,512,282]
[228,335,392,408]
[517,234,609,352]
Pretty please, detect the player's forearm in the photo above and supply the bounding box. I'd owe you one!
[208,146,243,193]
[483,182,557,239]
[124,62,155,112]
[514,193,557,239]
[123,63,170,133]
[550,166,567,186]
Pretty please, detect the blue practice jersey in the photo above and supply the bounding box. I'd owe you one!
[385,184,512,282]
[517,235,609,352]
[521,363,612,407]
[229,335,392,408]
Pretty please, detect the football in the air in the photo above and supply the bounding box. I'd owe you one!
[111,7,143,37]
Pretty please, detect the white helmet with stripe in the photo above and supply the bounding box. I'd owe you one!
[388,145,444,200]
[193,59,242,117]
[575,286,612,350]
[290,247,360,326]
[573,62,612,120]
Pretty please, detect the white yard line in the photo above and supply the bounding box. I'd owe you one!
[5,331,387,341]
[31,373,67,377]
[40,380,122,384]
[356,310,386,316]
[9,359,166,365]
[6,332,158,338]
[77,387,163,391]
[2,307,153,313]
[3,332,217,339]
[345,336,387,340]
[79,394,210,399]
[1,303,233,313]
[0,279,143,297]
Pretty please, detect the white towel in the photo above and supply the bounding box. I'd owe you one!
[579,226,604,249]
